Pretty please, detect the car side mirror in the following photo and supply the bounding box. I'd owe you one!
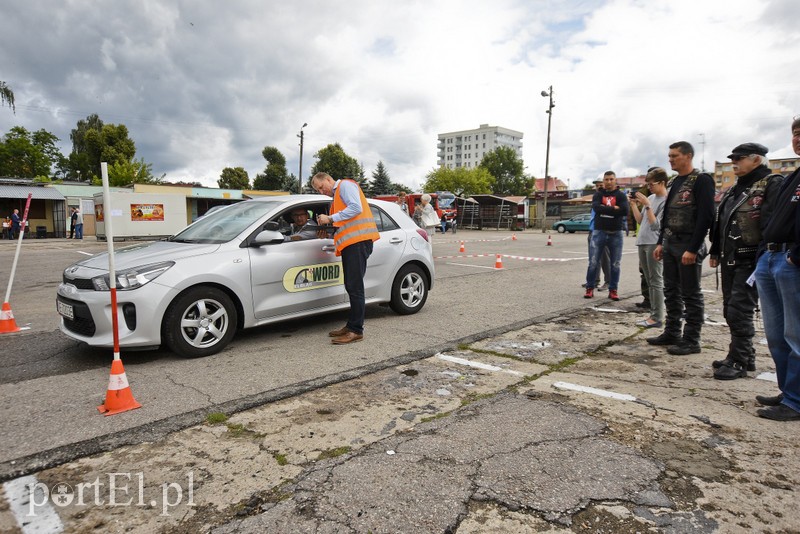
[263,221,280,231]
[252,230,285,246]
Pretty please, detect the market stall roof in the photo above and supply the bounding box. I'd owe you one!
[468,194,523,205]
[0,185,65,200]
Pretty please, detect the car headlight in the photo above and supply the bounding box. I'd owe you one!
[92,262,175,291]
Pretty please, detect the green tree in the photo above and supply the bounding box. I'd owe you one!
[218,166,250,189]
[0,126,62,178]
[369,160,394,195]
[479,146,529,195]
[85,123,136,180]
[392,182,412,194]
[423,166,494,197]
[68,114,104,180]
[253,146,289,190]
[309,143,359,183]
[97,158,159,187]
[1,81,14,113]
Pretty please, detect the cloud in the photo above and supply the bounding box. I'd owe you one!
[1,0,798,190]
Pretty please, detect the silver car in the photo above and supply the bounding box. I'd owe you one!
[56,195,434,357]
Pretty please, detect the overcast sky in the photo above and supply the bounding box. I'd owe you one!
[2,0,799,190]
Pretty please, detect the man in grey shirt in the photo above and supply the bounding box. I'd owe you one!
[630,168,669,328]
[285,208,319,241]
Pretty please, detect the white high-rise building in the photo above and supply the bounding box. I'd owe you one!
[437,124,523,169]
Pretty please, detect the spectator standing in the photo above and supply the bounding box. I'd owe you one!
[648,142,715,355]
[10,209,21,240]
[584,171,628,300]
[630,168,669,328]
[2,217,9,239]
[752,117,800,421]
[396,192,409,215]
[413,193,438,244]
[74,208,84,240]
[709,143,783,380]
[583,180,611,291]
[313,172,380,345]
[68,207,78,238]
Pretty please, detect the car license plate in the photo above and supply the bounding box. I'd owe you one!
[57,300,74,320]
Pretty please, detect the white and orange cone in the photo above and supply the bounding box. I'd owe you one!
[459,241,465,253]
[546,234,553,246]
[512,234,517,241]
[0,302,21,334]
[98,359,142,416]
[494,254,504,269]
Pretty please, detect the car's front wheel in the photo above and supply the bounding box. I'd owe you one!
[389,264,428,315]
[162,286,238,358]
[556,225,566,233]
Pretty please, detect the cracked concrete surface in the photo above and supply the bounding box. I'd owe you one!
[1,289,798,533]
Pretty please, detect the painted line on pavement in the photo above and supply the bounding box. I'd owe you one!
[77,251,94,256]
[553,381,637,401]
[3,475,64,533]
[436,353,525,376]
[446,262,497,270]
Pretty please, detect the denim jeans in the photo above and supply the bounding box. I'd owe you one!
[75,223,84,240]
[755,252,800,413]
[342,240,373,335]
[586,230,622,290]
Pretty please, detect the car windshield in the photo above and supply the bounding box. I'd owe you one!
[438,194,456,209]
[170,200,284,243]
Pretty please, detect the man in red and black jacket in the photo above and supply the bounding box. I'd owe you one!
[584,170,628,300]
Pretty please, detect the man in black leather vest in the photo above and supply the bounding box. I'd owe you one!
[647,141,715,355]
[709,143,783,379]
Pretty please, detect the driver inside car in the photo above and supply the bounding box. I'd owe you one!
[284,208,320,242]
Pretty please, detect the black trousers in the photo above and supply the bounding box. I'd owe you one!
[662,237,704,344]
[342,240,373,335]
[721,261,758,366]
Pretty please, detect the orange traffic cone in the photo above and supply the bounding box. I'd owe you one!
[512,234,517,241]
[459,241,465,253]
[546,234,553,246]
[0,302,21,334]
[494,254,504,269]
[98,359,142,416]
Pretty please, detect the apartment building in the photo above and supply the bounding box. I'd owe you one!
[437,124,523,169]
[714,157,800,190]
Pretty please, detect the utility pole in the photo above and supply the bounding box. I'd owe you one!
[541,86,554,232]
[298,123,307,193]
[698,132,706,172]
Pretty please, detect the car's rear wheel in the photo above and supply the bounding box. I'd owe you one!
[389,264,428,315]
[162,286,238,358]
[568,230,576,233]
[556,225,566,233]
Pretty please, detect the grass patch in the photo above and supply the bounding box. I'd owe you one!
[273,453,288,466]
[460,392,496,406]
[317,446,351,461]
[420,411,452,423]
[467,346,527,362]
[456,343,472,351]
[205,412,228,425]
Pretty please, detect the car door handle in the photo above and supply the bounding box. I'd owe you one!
[389,238,403,244]
[322,245,336,252]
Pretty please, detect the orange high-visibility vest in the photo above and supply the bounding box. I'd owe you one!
[331,179,380,256]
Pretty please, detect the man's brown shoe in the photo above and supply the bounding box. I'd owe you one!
[328,326,350,337]
[331,331,363,345]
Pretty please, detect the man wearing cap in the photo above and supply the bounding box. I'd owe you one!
[752,117,800,421]
[708,143,783,380]
[648,141,715,355]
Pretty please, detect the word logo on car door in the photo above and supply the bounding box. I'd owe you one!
[283,263,344,292]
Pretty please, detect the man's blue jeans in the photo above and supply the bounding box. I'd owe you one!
[342,240,373,335]
[585,230,623,290]
[755,252,800,413]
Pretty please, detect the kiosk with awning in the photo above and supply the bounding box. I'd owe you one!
[0,184,66,238]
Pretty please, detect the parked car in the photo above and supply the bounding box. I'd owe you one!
[552,213,592,233]
[56,196,434,358]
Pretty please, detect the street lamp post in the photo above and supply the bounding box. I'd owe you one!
[541,86,554,232]
[298,123,307,193]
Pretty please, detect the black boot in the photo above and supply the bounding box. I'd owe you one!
[713,361,747,380]
[647,332,682,346]
[755,393,784,406]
